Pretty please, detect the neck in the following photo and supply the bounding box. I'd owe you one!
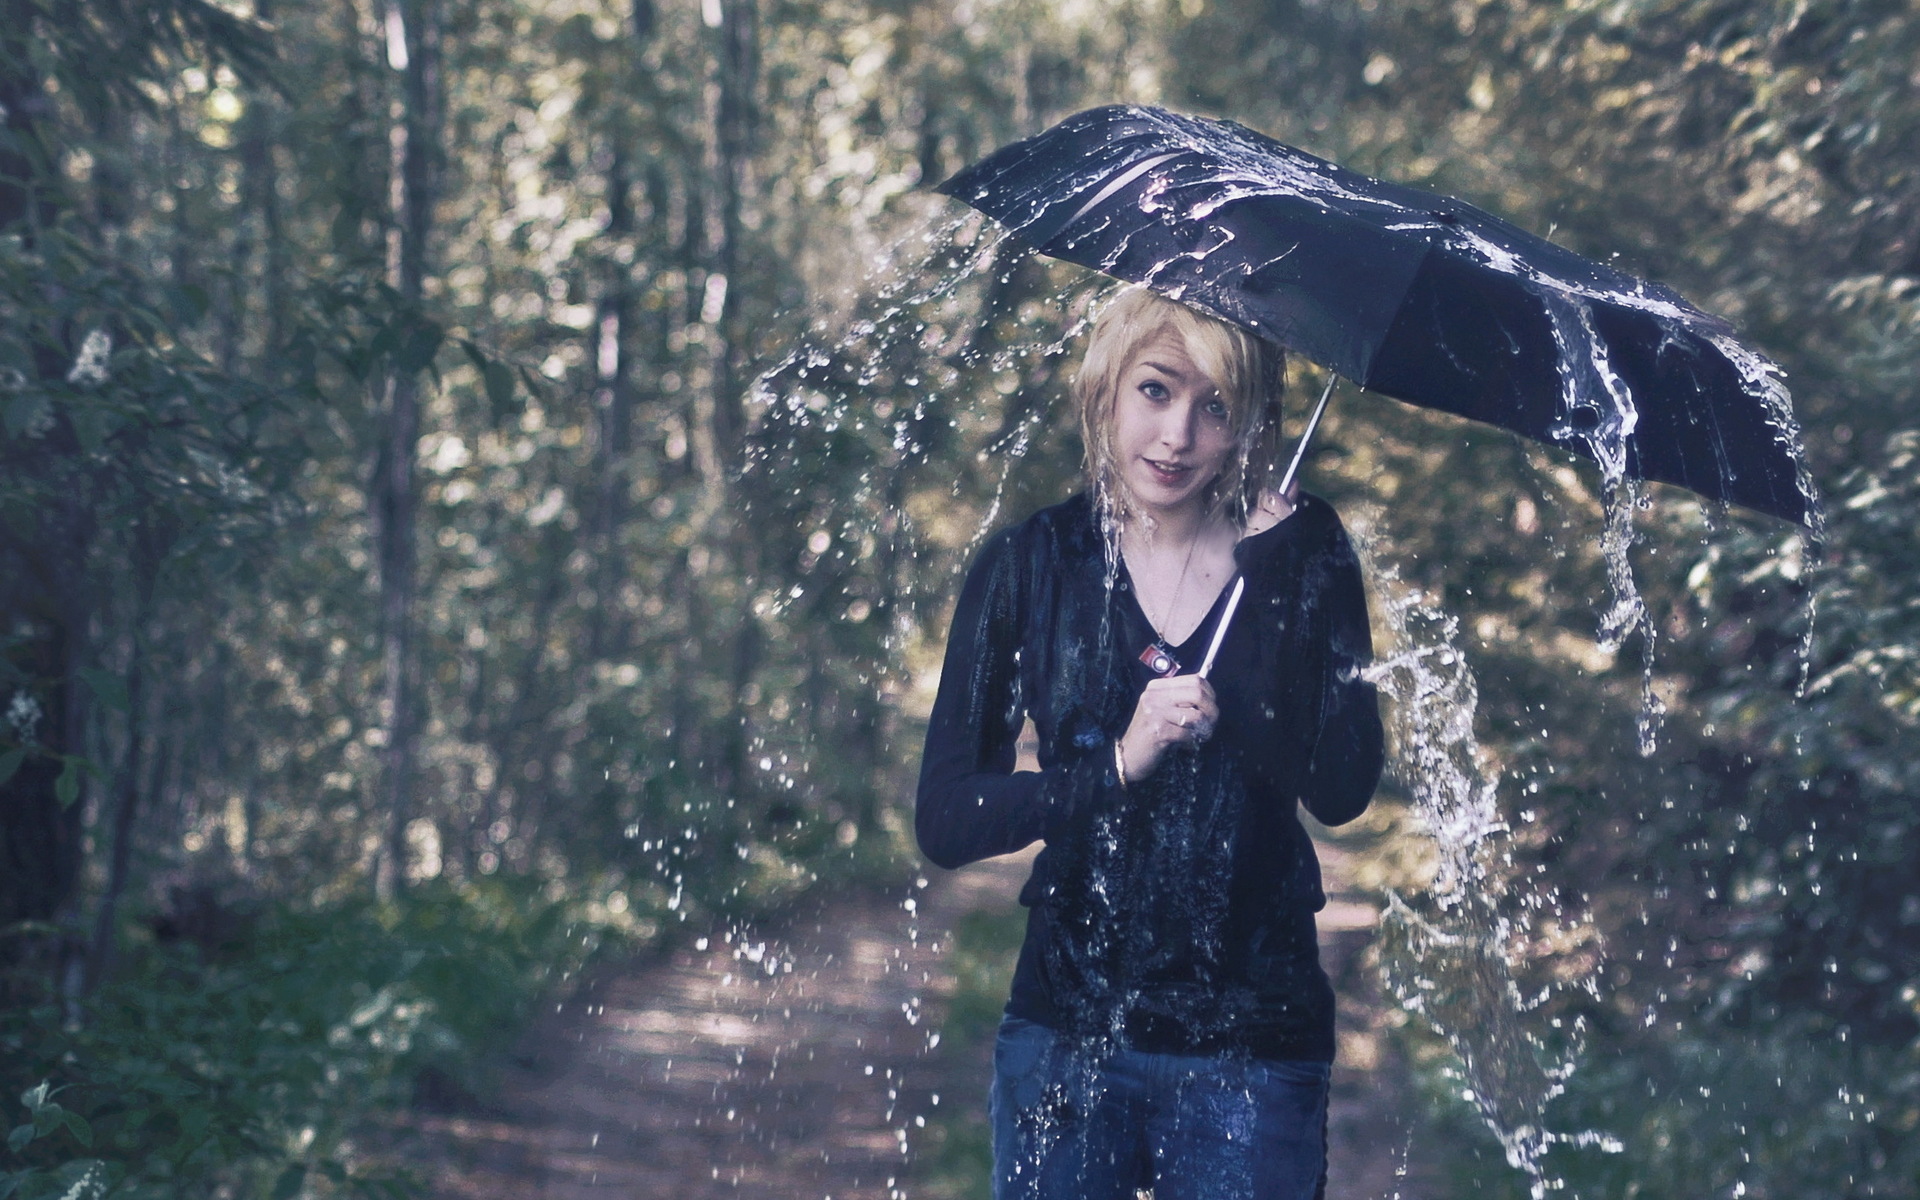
[1124,497,1225,553]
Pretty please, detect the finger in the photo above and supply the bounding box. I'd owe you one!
[1153,685,1205,713]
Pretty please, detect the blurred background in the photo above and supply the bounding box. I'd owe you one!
[2,0,1915,1196]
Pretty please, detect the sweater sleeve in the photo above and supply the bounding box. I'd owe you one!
[915,528,1117,871]
[1296,518,1385,826]
[1237,508,1384,827]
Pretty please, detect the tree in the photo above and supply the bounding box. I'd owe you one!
[0,0,277,996]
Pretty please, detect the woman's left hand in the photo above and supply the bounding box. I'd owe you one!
[1243,481,1300,535]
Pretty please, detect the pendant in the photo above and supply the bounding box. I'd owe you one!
[1138,640,1181,677]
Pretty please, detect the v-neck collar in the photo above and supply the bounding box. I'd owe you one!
[1117,557,1240,658]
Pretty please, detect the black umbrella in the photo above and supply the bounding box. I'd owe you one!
[938,105,1819,529]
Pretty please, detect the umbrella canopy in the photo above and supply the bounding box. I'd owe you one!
[938,105,1819,528]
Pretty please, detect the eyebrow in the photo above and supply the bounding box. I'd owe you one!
[1137,360,1221,399]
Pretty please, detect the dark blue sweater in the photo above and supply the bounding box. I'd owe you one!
[915,492,1383,1060]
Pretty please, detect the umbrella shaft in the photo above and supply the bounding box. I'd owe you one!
[1278,374,1337,497]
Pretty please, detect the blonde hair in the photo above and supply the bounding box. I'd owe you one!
[1073,288,1285,527]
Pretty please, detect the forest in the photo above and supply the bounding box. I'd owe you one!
[2,0,1916,1196]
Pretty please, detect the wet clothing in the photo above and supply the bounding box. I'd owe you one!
[990,1016,1330,1200]
[916,491,1383,1062]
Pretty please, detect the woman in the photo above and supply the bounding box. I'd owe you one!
[915,287,1385,1200]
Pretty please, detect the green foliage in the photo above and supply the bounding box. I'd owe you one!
[0,878,621,1199]
[914,904,1025,1200]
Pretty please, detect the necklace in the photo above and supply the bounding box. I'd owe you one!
[1132,526,1200,677]
[1149,533,1199,638]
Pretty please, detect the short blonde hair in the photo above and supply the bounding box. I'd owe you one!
[1073,287,1285,526]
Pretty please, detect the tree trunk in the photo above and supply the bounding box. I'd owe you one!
[478,521,570,854]
[709,0,756,455]
[587,145,638,662]
[374,0,441,900]
[0,0,91,1002]
[229,0,283,372]
[85,549,159,989]
[708,0,761,798]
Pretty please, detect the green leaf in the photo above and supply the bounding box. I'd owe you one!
[54,759,79,809]
[171,283,210,325]
[176,1103,211,1153]
[66,408,108,455]
[395,318,445,375]
[483,361,516,419]
[58,1112,91,1150]
[327,205,361,258]
[272,1163,306,1200]
[78,668,129,713]
[2,395,49,440]
[131,1078,199,1100]
[5,1124,32,1153]
[0,1168,34,1200]
[363,321,402,377]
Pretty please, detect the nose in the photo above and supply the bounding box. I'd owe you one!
[1158,399,1198,450]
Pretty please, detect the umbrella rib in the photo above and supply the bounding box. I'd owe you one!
[1059,151,1183,233]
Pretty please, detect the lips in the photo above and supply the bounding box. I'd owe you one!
[1143,459,1193,488]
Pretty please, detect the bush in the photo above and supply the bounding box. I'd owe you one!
[1,875,624,1199]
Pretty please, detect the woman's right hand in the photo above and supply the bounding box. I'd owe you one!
[1118,675,1219,782]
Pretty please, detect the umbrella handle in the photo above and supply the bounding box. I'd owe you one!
[1277,374,1337,497]
[1197,576,1246,680]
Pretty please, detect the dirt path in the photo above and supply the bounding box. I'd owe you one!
[385,843,1427,1200]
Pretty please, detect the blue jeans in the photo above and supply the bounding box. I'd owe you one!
[989,1017,1330,1200]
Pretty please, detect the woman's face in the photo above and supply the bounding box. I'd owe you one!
[1109,334,1235,519]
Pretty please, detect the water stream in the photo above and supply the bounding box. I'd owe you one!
[1354,522,1617,1196]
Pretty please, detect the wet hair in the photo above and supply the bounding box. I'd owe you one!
[1073,287,1286,527]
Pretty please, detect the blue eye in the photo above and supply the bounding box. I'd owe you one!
[1140,380,1169,400]
[1205,398,1229,418]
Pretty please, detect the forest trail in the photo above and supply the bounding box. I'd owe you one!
[385,841,1425,1200]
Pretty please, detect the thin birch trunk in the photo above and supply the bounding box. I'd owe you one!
[374,0,440,899]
